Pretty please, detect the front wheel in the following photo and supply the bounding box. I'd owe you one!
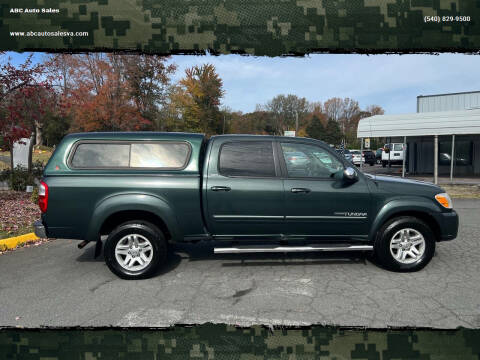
[374,216,435,272]
[104,221,167,279]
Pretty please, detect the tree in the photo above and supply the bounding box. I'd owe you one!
[171,64,224,134]
[120,55,176,131]
[264,94,310,135]
[323,118,342,145]
[324,97,361,137]
[229,110,274,135]
[0,53,53,173]
[306,115,325,141]
[66,54,151,132]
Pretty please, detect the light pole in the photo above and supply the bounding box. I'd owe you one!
[295,111,298,136]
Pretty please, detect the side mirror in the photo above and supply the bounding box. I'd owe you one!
[343,167,358,182]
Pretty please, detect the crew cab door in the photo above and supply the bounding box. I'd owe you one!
[278,141,371,239]
[204,138,284,236]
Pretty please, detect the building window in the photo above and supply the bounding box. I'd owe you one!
[438,140,472,166]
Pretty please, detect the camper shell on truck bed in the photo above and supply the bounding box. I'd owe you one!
[35,132,458,279]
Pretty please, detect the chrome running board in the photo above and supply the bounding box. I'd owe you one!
[214,244,373,254]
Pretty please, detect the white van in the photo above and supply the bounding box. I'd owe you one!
[382,143,405,167]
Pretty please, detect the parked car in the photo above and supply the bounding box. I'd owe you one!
[362,150,376,166]
[382,143,405,167]
[35,132,458,279]
[349,150,365,166]
[375,148,383,164]
[284,151,310,166]
[439,153,470,166]
[335,148,353,163]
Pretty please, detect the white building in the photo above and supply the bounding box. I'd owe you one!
[358,91,480,183]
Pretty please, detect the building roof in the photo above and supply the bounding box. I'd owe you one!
[357,109,480,138]
[417,90,480,98]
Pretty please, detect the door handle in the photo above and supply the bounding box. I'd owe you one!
[211,186,231,192]
[291,188,310,194]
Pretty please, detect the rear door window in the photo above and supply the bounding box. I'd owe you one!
[219,141,276,177]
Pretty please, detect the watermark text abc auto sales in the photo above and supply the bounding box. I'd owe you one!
[10,8,60,14]
[424,15,471,23]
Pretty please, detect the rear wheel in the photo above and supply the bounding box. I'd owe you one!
[104,221,167,279]
[374,216,435,272]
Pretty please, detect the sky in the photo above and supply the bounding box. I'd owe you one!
[5,52,480,115]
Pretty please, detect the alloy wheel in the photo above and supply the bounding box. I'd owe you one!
[115,234,154,271]
[389,228,426,264]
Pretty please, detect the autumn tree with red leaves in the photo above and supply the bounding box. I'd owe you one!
[0,53,55,173]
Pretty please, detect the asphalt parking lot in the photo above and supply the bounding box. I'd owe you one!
[0,198,479,328]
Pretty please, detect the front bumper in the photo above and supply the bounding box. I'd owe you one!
[34,219,47,238]
[433,210,459,241]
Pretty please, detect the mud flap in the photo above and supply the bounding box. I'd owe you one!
[94,239,103,259]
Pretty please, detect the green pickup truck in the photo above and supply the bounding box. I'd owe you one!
[34,132,458,279]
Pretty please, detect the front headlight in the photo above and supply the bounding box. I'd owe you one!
[435,192,453,209]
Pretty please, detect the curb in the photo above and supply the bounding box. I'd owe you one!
[0,232,39,250]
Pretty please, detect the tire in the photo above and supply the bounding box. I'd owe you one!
[369,161,374,166]
[374,216,435,272]
[376,159,381,165]
[382,161,387,167]
[104,221,167,279]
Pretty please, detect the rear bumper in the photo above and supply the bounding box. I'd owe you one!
[33,219,47,238]
[432,210,459,241]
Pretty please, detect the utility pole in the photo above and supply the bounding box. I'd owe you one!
[295,111,298,136]
[222,114,226,134]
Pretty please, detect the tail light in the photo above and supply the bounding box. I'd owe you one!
[38,181,48,213]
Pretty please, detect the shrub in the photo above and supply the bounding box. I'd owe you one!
[31,160,45,178]
[31,186,39,204]
[0,161,44,191]
[8,166,35,191]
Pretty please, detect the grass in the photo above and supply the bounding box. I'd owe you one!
[0,146,53,169]
[441,185,480,199]
[0,224,34,240]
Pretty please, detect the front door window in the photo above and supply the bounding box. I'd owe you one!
[281,142,343,178]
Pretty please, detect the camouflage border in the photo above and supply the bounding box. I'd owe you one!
[1,325,480,359]
[1,0,480,55]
